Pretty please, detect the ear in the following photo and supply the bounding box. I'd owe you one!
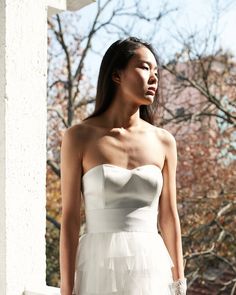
[112,70,121,84]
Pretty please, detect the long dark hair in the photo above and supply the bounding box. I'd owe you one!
[83,37,160,125]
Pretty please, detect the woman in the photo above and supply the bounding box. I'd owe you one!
[60,37,187,295]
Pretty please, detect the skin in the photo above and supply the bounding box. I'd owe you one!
[60,46,185,295]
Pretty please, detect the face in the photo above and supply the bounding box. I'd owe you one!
[114,46,158,105]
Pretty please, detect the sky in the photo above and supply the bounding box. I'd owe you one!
[78,0,236,51]
[59,0,236,84]
[168,0,236,54]
[217,3,236,52]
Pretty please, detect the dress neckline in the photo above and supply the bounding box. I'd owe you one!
[82,163,162,180]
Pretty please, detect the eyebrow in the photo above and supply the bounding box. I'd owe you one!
[139,60,158,70]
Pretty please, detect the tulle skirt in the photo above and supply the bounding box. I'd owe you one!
[72,231,175,295]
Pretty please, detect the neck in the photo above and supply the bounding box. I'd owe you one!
[102,92,142,129]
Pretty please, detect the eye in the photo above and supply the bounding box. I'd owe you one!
[141,64,149,70]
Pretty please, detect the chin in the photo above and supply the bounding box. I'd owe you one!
[141,95,154,104]
[133,94,153,106]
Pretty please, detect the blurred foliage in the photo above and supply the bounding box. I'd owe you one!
[46,167,61,287]
[46,219,60,287]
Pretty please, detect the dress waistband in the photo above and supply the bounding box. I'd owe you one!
[85,207,158,233]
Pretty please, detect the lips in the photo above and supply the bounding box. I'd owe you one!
[146,87,156,95]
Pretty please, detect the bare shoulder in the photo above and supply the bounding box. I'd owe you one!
[63,122,92,141]
[152,126,177,167]
[153,126,176,148]
[63,119,100,141]
[61,120,98,158]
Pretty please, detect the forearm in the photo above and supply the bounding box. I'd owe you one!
[60,220,80,294]
[158,212,185,280]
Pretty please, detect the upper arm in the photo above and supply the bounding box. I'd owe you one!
[60,126,83,228]
[158,130,178,223]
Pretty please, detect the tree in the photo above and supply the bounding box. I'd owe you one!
[155,2,236,292]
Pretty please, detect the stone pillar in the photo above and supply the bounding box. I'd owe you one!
[0,0,48,294]
[0,1,95,294]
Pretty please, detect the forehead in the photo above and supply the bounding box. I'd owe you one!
[131,46,157,67]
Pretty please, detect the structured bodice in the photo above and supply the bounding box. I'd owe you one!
[81,164,163,234]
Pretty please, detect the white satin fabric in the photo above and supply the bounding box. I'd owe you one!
[72,164,175,295]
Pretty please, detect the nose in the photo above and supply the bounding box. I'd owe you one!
[149,72,158,84]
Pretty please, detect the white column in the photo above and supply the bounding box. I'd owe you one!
[0,0,48,294]
[0,1,6,294]
[0,1,95,294]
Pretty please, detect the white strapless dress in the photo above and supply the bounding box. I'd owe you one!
[72,164,175,295]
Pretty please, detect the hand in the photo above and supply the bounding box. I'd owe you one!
[170,277,187,295]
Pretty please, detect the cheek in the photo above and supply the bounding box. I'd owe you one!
[126,70,147,86]
[124,77,143,94]
[119,70,148,96]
